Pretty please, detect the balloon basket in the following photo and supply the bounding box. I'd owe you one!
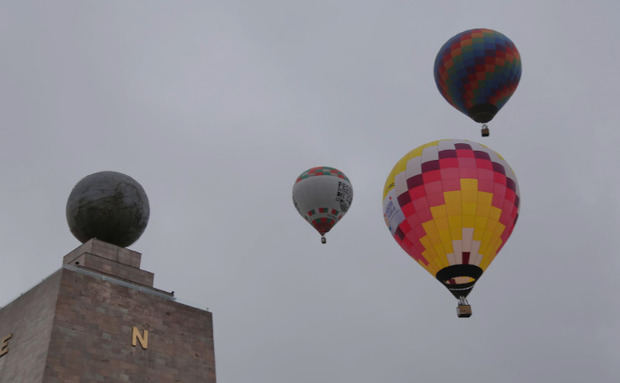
[456,296,472,318]
[481,124,490,137]
[321,236,326,244]
[457,304,472,318]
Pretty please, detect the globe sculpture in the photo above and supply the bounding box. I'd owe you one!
[66,171,150,247]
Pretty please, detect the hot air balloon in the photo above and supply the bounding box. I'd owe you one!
[434,28,521,137]
[382,139,519,317]
[293,166,353,244]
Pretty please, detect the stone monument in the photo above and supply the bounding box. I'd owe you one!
[0,171,216,382]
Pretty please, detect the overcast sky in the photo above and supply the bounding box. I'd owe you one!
[1,1,619,382]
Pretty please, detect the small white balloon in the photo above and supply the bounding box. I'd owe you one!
[292,167,353,243]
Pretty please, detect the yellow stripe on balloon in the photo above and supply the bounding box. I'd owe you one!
[382,140,439,199]
[476,192,493,217]
[444,191,462,215]
[473,216,488,241]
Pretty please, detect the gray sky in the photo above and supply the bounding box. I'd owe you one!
[1,1,619,382]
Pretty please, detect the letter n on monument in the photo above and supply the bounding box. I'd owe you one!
[132,327,149,350]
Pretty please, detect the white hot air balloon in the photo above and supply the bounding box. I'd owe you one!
[292,166,353,243]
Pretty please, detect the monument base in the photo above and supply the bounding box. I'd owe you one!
[0,239,216,382]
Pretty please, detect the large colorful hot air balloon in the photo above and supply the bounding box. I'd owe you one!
[382,139,519,317]
[434,28,521,137]
[293,166,353,243]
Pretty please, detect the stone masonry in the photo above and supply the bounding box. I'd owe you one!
[0,239,216,383]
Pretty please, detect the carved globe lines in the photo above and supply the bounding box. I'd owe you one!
[66,171,149,247]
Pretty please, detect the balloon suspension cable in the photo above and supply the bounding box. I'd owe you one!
[456,296,472,318]
[321,235,326,244]
[481,124,490,137]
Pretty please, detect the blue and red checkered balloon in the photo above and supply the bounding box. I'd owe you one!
[434,28,521,124]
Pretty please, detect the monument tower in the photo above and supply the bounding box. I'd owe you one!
[0,171,216,382]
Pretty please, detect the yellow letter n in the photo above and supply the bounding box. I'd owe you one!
[131,327,148,350]
[0,333,12,357]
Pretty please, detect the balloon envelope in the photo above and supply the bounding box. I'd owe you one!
[434,28,521,124]
[293,167,353,239]
[383,139,519,298]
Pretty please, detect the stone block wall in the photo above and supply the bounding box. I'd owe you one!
[43,268,216,382]
[0,240,216,382]
[0,271,62,383]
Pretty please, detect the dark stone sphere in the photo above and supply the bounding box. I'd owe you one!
[66,171,150,247]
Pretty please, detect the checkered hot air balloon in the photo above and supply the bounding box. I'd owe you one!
[434,28,521,137]
[382,139,520,317]
[293,166,353,244]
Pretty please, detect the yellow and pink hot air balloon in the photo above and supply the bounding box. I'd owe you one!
[383,139,520,317]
